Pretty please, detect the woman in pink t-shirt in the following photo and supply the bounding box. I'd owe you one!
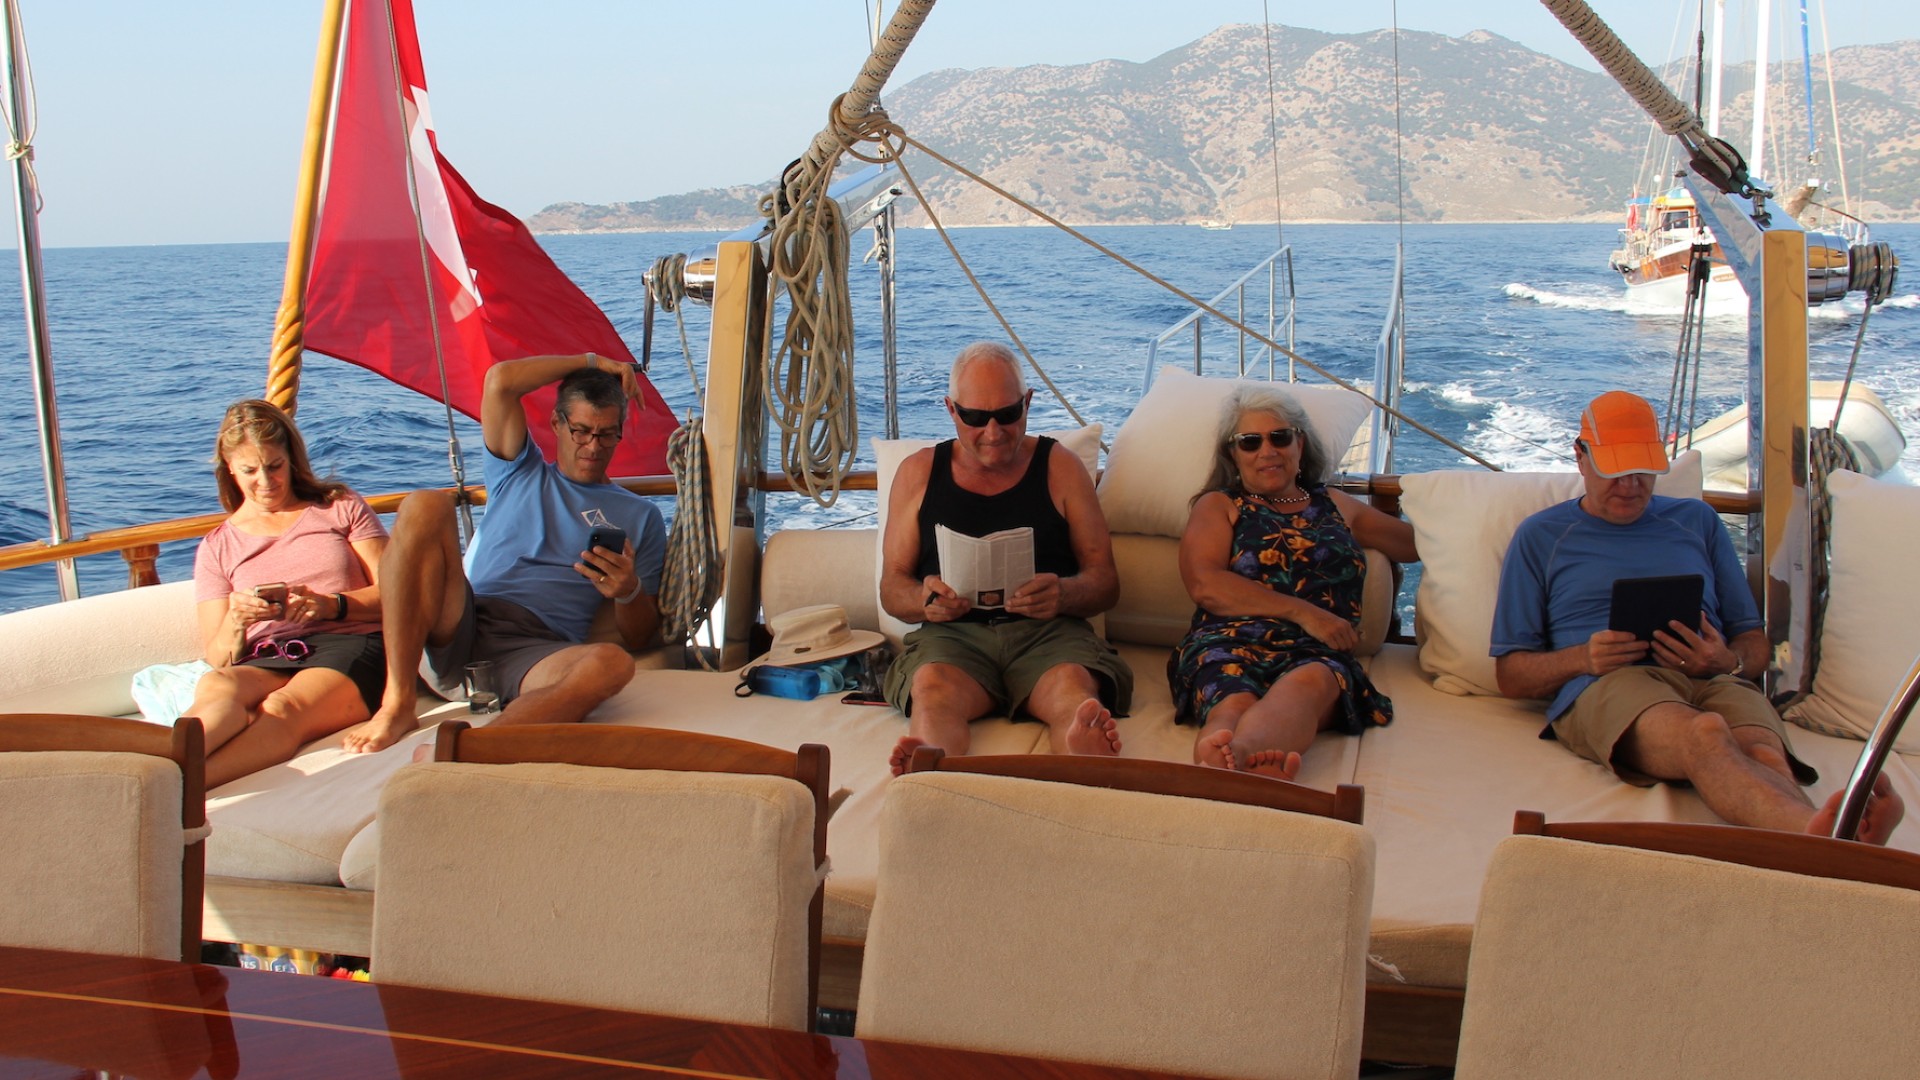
[188,400,389,788]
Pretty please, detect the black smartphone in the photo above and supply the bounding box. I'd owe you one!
[251,582,289,605]
[841,690,890,706]
[587,526,627,555]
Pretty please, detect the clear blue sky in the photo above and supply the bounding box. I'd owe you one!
[10,0,1913,248]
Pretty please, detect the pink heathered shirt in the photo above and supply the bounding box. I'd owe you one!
[193,493,387,647]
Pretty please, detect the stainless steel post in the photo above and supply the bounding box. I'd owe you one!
[2,0,75,600]
[876,203,899,439]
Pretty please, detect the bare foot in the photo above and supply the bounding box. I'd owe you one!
[889,735,929,777]
[1807,774,1906,845]
[1195,728,1236,771]
[341,705,419,754]
[1063,698,1122,757]
[1242,748,1303,782]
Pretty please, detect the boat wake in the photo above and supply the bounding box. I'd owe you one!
[1503,282,1649,314]
[1507,282,1920,322]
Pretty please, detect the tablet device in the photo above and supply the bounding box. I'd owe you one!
[1608,574,1705,642]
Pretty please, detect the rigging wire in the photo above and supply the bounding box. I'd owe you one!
[1814,0,1855,221]
[894,132,1496,469]
[1388,0,1406,250]
[1260,3,1284,248]
[380,0,472,543]
[0,0,39,213]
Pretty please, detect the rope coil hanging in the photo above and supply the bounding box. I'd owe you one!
[762,0,936,508]
[659,415,722,670]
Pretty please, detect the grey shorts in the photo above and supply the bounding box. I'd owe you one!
[1553,665,1818,787]
[882,616,1134,719]
[423,587,573,705]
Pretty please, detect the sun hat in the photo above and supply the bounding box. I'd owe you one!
[744,604,885,671]
[1578,391,1671,478]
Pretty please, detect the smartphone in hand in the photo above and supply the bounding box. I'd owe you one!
[252,582,289,605]
[587,526,628,554]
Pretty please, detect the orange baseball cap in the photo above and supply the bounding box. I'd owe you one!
[1578,391,1670,478]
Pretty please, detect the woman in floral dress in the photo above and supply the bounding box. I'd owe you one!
[1170,385,1418,779]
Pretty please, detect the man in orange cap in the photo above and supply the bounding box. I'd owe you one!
[1490,391,1902,843]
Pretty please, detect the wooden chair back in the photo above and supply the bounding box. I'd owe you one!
[0,713,206,960]
[865,748,1375,1078]
[421,721,829,1025]
[1452,810,1920,1079]
[906,745,1364,823]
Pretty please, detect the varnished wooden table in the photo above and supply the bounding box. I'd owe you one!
[0,946,1196,1079]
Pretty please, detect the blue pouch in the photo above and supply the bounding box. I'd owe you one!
[735,651,880,700]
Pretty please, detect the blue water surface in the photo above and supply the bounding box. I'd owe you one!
[0,222,1915,614]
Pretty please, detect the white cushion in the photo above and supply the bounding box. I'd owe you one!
[0,751,188,960]
[1785,470,1920,752]
[1097,366,1374,538]
[0,581,200,716]
[373,761,818,1030]
[1400,451,1703,696]
[871,425,1103,648]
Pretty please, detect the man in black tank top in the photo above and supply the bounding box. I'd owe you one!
[878,342,1135,775]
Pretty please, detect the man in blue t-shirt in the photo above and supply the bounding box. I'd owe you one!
[343,353,666,754]
[1491,390,1901,844]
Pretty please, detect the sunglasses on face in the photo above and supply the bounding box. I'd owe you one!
[948,393,1029,428]
[1228,428,1298,453]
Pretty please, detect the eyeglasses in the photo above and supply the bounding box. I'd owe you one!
[246,638,311,663]
[949,393,1029,428]
[1228,428,1298,453]
[563,424,622,447]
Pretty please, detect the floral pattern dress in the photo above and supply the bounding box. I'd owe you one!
[1168,487,1392,733]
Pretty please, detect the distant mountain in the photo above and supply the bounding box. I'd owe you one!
[527,26,1920,233]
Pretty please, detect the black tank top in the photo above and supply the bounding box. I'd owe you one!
[914,436,1079,621]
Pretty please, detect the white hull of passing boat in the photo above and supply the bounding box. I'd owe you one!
[1679,380,1908,492]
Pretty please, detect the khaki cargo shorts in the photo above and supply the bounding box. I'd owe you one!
[1553,665,1817,787]
[883,615,1133,719]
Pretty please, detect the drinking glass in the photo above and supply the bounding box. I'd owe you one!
[464,661,501,714]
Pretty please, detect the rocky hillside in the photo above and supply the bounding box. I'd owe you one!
[528,26,1920,232]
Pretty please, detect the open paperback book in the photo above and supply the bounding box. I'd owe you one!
[935,524,1035,610]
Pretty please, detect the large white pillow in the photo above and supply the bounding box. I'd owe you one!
[871,426,1103,648]
[1784,470,1920,753]
[1401,451,1704,697]
[1097,366,1375,538]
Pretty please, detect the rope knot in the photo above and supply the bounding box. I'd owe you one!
[5,140,30,162]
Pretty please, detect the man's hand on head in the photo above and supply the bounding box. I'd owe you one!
[586,352,647,411]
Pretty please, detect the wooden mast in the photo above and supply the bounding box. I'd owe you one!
[265,0,350,416]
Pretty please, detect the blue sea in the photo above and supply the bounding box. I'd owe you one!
[1,222,1917,615]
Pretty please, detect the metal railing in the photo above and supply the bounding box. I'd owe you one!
[1141,246,1295,392]
[1363,243,1406,475]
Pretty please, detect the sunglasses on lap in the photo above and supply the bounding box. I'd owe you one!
[1228,428,1298,453]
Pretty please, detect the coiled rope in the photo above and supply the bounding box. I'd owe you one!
[1790,425,1863,724]
[646,251,702,399]
[762,0,936,508]
[658,415,721,670]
